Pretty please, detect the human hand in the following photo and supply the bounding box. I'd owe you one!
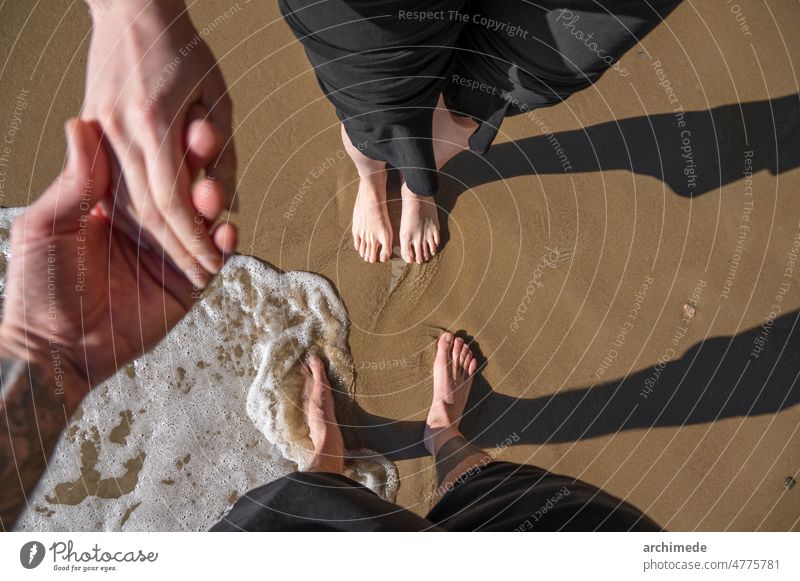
[82,0,236,288]
[0,117,237,399]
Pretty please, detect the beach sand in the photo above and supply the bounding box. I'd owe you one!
[1,0,799,530]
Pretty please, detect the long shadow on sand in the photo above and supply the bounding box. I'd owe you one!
[347,309,800,460]
[440,93,800,201]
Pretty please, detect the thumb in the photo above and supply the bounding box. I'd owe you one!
[27,118,110,230]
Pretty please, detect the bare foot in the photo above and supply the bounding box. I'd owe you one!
[343,125,393,263]
[398,97,477,264]
[400,185,440,264]
[424,332,478,455]
[303,355,345,473]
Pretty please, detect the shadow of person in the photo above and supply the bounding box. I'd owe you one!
[346,309,800,460]
[438,93,800,202]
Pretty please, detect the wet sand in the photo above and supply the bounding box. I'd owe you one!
[1,0,799,530]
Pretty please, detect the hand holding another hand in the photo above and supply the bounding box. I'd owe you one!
[0,116,236,402]
[83,0,236,288]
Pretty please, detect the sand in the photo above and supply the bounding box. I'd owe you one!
[1,0,799,530]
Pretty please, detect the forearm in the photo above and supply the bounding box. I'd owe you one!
[84,0,186,14]
[0,342,86,530]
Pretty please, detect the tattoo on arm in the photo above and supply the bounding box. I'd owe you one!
[0,357,70,530]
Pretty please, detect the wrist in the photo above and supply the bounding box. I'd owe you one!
[0,324,88,414]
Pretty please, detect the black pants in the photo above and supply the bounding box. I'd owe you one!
[210,461,659,531]
[280,0,681,195]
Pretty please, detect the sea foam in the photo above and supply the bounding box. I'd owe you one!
[0,208,397,531]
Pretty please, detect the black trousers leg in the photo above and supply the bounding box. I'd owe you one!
[210,471,437,531]
[210,462,658,531]
[426,461,660,531]
[446,0,682,153]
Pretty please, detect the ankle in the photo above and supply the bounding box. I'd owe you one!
[357,171,386,190]
[306,454,344,474]
[423,423,461,456]
[401,187,435,206]
[453,112,478,132]
[426,402,456,430]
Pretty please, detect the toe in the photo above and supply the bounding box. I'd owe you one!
[366,239,375,263]
[353,232,361,252]
[427,238,437,258]
[436,333,453,365]
[413,239,424,264]
[421,240,430,262]
[464,351,474,367]
[452,337,464,365]
[378,224,393,262]
[363,238,371,261]
[463,356,474,376]
[468,357,478,375]
[307,355,326,382]
[402,239,414,263]
[460,344,470,366]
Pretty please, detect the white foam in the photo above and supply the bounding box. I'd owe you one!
[0,208,397,531]
[0,207,23,311]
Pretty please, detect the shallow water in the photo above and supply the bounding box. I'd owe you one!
[0,208,397,531]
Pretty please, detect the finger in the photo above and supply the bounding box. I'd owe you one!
[113,139,212,288]
[27,119,109,230]
[132,236,196,313]
[191,177,226,225]
[144,194,214,290]
[184,103,221,180]
[105,138,204,285]
[202,84,237,210]
[143,128,222,275]
[102,140,158,252]
[212,222,237,258]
